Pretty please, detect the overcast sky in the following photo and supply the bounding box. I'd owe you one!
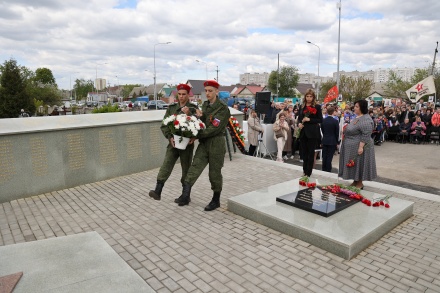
[1,0,438,90]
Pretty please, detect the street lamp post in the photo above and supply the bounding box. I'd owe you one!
[336,0,342,91]
[196,59,208,79]
[70,72,79,101]
[307,41,321,100]
[153,42,171,109]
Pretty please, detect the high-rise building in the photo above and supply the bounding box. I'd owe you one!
[95,78,106,90]
[239,72,269,87]
[332,68,417,83]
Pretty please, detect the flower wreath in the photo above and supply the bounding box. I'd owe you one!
[226,116,246,154]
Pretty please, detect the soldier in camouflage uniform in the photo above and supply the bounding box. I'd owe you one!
[176,80,231,211]
[149,84,199,201]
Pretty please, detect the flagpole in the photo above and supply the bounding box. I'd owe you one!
[431,41,438,76]
[336,0,342,91]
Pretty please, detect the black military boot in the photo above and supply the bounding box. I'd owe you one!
[149,181,164,200]
[174,183,191,204]
[177,183,192,206]
[204,192,221,211]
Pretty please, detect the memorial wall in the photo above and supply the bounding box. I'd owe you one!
[0,109,242,203]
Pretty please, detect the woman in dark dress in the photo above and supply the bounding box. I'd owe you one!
[297,89,322,177]
[338,100,377,189]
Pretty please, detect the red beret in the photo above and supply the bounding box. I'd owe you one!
[176,84,191,93]
[203,80,220,89]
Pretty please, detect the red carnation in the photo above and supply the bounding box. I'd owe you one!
[199,123,205,129]
[187,116,191,120]
[307,106,317,115]
[385,203,390,208]
[173,120,179,126]
[346,159,355,168]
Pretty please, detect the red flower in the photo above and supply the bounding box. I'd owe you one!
[199,123,205,129]
[307,106,317,115]
[173,120,179,126]
[385,203,390,208]
[186,116,191,120]
[346,159,355,167]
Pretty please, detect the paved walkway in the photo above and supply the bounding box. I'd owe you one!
[1,154,440,293]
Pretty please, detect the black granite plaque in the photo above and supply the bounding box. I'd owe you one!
[276,187,359,217]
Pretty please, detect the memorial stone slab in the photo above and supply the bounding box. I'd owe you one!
[276,187,359,217]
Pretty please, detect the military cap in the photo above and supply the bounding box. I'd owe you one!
[203,80,220,89]
[176,83,191,93]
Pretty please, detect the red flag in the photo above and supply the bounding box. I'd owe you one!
[324,85,339,103]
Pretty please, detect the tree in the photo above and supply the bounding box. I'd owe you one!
[318,79,336,101]
[34,68,56,86]
[267,66,299,97]
[121,84,141,99]
[73,78,94,100]
[0,59,35,118]
[383,70,412,99]
[26,85,61,105]
[318,76,372,103]
[338,75,373,102]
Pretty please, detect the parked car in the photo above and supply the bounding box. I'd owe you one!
[147,100,168,109]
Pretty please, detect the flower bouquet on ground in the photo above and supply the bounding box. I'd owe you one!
[163,114,205,149]
[321,183,392,208]
[298,176,316,188]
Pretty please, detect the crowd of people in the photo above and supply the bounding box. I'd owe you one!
[247,89,440,185]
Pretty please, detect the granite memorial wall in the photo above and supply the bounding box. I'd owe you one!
[0,110,243,203]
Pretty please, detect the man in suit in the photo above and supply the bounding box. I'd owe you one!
[398,105,415,124]
[321,106,339,172]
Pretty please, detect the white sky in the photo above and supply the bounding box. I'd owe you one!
[1,0,438,90]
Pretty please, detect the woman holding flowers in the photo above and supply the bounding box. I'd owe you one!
[273,113,290,162]
[338,99,377,189]
[297,89,322,176]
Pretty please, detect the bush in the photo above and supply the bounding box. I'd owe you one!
[92,104,122,114]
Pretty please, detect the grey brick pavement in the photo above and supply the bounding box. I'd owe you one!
[1,155,440,293]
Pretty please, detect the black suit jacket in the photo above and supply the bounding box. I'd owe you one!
[398,110,415,124]
[298,104,323,139]
[321,116,339,145]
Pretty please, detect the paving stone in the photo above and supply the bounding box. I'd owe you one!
[1,156,440,293]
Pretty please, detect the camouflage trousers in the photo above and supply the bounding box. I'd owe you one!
[185,135,226,192]
[157,143,194,185]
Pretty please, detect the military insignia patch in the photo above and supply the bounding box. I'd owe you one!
[212,118,220,127]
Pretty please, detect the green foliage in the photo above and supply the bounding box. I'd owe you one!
[27,84,61,105]
[383,70,412,99]
[34,68,56,85]
[338,75,374,102]
[0,58,35,118]
[73,78,94,99]
[91,103,121,114]
[267,66,299,97]
[121,84,141,98]
[318,79,337,101]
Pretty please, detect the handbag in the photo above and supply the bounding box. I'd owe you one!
[275,129,284,138]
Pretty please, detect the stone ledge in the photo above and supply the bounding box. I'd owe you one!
[0,232,154,293]
[228,179,414,259]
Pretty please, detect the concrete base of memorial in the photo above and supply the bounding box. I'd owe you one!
[0,232,154,293]
[228,179,414,260]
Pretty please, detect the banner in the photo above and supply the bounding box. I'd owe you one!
[324,85,339,103]
[406,75,436,102]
